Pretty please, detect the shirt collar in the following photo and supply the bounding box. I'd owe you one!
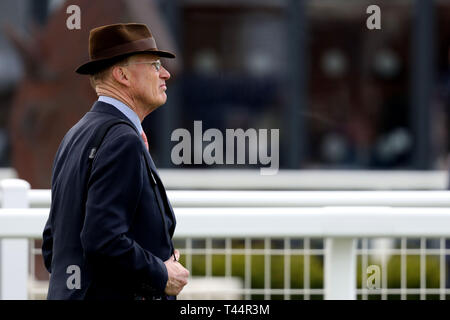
[97,96,143,134]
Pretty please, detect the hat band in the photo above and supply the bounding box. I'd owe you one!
[92,37,157,59]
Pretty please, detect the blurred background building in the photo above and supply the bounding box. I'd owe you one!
[0,0,449,187]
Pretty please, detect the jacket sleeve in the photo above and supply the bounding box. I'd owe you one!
[80,129,168,294]
[42,217,53,273]
[42,144,63,275]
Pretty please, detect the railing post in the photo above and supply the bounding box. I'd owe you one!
[0,179,30,300]
[325,238,357,300]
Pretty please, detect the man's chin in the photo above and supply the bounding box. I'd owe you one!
[158,95,167,106]
[147,99,167,114]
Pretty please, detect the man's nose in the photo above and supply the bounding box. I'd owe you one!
[160,66,170,80]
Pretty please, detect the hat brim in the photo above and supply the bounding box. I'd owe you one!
[75,49,175,75]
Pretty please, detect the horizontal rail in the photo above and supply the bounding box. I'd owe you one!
[161,190,450,207]
[3,207,450,238]
[158,169,448,190]
[174,207,450,237]
[26,190,450,208]
[28,190,51,207]
[0,209,48,238]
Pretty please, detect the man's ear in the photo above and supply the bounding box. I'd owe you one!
[111,65,131,87]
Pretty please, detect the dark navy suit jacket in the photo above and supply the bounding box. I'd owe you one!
[42,101,176,300]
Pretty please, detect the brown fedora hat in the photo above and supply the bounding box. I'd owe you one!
[76,23,175,75]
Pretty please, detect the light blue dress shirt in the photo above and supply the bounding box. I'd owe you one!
[98,95,144,135]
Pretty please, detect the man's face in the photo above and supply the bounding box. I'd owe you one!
[125,53,171,111]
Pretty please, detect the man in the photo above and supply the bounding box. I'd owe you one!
[41,23,189,300]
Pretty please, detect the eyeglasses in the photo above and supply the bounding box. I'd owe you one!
[121,60,162,72]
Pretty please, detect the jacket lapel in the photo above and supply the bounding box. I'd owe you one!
[142,151,177,236]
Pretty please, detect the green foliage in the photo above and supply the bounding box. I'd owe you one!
[181,253,324,289]
[180,251,444,300]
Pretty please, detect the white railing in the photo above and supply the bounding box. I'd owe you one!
[157,169,449,190]
[2,178,450,299]
[27,189,450,208]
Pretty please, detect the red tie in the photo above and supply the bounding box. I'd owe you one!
[141,131,149,151]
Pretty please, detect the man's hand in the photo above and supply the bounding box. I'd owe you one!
[164,249,189,296]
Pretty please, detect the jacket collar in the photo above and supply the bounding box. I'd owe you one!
[90,100,133,124]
